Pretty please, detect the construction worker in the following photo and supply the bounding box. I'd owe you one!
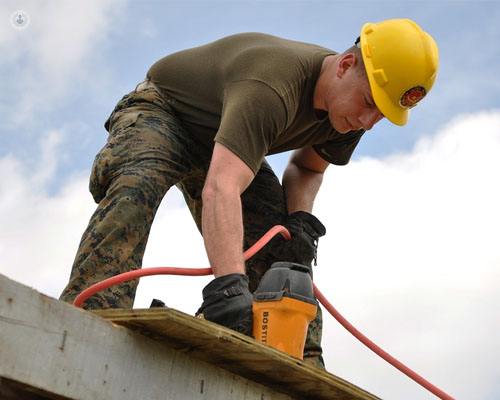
[60,19,438,367]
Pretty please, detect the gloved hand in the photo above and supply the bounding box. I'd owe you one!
[271,211,326,267]
[196,273,253,337]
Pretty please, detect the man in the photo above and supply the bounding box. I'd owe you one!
[60,19,438,367]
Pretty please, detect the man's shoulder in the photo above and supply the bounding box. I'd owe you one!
[220,32,336,86]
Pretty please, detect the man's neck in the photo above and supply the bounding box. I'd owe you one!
[313,54,340,111]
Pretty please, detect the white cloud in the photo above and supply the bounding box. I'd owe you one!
[133,199,211,313]
[314,110,500,399]
[0,129,94,296]
[1,110,499,400]
[1,0,126,125]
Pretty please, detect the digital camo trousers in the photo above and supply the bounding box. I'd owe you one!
[59,87,324,366]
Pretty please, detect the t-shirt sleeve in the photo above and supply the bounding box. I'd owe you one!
[312,129,365,165]
[214,80,288,174]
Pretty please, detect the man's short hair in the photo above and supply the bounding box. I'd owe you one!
[342,43,365,74]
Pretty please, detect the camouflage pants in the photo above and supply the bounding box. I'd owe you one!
[59,87,324,366]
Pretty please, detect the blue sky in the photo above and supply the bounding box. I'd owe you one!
[3,1,499,182]
[2,1,500,399]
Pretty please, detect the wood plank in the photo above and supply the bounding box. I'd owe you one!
[0,274,294,400]
[93,307,380,400]
[0,377,70,400]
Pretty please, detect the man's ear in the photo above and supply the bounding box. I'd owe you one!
[336,53,357,78]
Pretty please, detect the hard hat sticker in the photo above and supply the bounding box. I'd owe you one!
[399,86,427,108]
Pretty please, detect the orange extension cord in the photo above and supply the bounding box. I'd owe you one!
[74,225,454,400]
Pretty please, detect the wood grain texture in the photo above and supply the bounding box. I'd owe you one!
[93,307,380,400]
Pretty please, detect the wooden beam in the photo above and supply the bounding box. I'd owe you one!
[0,274,292,400]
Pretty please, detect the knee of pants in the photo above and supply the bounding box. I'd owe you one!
[105,184,161,224]
[90,174,168,245]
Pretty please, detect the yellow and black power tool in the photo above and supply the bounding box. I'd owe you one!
[252,262,317,359]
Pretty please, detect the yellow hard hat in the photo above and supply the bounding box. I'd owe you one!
[359,19,439,126]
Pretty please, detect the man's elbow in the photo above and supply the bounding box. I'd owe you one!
[202,179,217,205]
[289,147,330,174]
[202,178,239,206]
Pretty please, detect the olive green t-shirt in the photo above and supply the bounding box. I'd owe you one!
[148,32,364,174]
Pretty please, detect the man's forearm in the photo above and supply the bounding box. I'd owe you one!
[202,183,246,278]
[282,162,324,214]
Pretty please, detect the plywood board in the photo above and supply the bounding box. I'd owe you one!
[94,307,380,400]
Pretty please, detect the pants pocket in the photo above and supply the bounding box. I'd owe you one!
[108,110,142,137]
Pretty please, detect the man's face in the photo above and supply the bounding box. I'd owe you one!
[326,59,384,133]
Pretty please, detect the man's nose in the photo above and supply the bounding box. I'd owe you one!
[361,109,383,130]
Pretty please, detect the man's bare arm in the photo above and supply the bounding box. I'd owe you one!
[202,142,255,277]
[282,146,329,214]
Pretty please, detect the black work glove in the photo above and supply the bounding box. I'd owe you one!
[196,274,253,337]
[271,211,326,267]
